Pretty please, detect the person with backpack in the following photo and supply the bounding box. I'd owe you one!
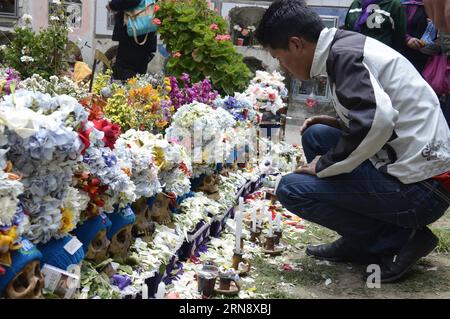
[257,0,450,283]
[107,0,158,80]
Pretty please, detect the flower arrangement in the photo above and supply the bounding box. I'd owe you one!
[243,71,288,115]
[101,77,174,133]
[213,94,257,123]
[117,130,192,197]
[233,24,257,46]
[0,67,20,97]
[173,192,227,235]
[115,130,162,199]
[20,74,88,100]
[0,142,26,269]
[165,101,236,176]
[0,91,86,244]
[75,120,136,218]
[168,73,218,110]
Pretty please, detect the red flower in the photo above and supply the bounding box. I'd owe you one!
[173,52,182,58]
[179,162,191,176]
[154,4,160,12]
[93,119,121,149]
[94,197,105,207]
[209,23,219,30]
[152,18,161,26]
[281,264,293,271]
[78,124,93,155]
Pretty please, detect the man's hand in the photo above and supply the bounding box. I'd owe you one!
[407,37,424,50]
[424,0,450,33]
[294,156,320,176]
[300,115,339,135]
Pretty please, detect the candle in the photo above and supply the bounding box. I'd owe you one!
[235,211,242,253]
[275,213,282,231]
[268,209,273,237]
[252,209,257,232]
[257,208,263,227]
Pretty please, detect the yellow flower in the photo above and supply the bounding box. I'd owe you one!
[128,77,137,86]
[152,147,166,170]
[155,119,168,129]
[59,208,75,235]
[0,227,21,267]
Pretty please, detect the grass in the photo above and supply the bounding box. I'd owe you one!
[432,228,450,254]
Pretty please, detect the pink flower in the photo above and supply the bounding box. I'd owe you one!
[152,18,161,26]
[215,34,231,41]
[172,52,182,58]
[154,4,160,12]
[209,23,219,30]
[241,29,249,37]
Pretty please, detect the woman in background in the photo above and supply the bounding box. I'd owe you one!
[402,0,434,73]
[107,0,157,81]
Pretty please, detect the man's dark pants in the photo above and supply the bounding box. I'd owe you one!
[276,124,450,255]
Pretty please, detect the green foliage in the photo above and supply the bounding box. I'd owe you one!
[155,0,252,95]
[3,2,70,79]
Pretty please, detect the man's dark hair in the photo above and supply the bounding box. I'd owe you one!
[256,0,325,49]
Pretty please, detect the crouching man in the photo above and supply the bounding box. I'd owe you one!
[256,0,450,282]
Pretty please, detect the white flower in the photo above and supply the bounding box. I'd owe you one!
[52,0,62,5]
[20,55,35,63]
[50,16,60,21]
[0,45,7,51]
[21,14,33,23]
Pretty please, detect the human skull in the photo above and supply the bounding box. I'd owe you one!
[85,229,110,264]
[131,198,155,241]
[4,260,44,299]
[149,193,172,226]
[108,224,133,260]
[195,174,220,201]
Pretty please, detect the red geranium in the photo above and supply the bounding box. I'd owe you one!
[93,119,121,149]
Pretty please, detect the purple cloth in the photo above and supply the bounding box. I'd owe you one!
[403,1,424,43]
[354,0,381,32]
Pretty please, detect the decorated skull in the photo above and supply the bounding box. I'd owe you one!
[131,198,155,240]
[85,229,110,264]
[107,206,136,260]
[5,260,44,299]
[149,193,173,226]
[108,224,133,260]
[195,174,220,201]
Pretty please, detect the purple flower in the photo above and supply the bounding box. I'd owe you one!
[111,274,132,290]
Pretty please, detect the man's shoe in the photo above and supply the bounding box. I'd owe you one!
[363,227,438,283]
[306,237,380,264]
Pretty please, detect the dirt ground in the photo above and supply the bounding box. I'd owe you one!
[247,210,450,299]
